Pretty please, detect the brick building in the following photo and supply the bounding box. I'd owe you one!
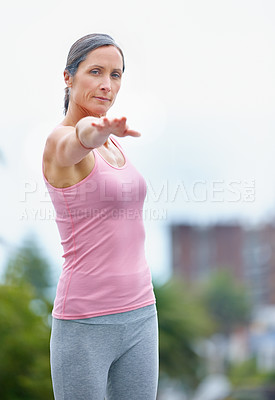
[171,223,275,306]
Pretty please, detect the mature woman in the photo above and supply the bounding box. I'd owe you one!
[42,33,159,400]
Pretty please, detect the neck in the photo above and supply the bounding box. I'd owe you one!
[62,101,106,127]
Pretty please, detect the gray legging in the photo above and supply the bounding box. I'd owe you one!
[50,304,159,399]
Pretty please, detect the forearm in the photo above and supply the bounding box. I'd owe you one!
[76,117,110,149]
[54,117,110,167]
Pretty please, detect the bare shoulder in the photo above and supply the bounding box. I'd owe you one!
[43,124,74,162]
[42,124,95,188]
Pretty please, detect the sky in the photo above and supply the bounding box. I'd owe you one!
[1,0,275,283]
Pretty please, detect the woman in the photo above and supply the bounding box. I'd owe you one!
[42,33,159,400]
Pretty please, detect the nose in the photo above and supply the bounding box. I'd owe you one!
[100,76,111,92]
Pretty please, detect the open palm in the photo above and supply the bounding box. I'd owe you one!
[91,117,141,138]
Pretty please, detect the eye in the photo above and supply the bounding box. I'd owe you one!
[90,69,100,75]
[111,72,121,79]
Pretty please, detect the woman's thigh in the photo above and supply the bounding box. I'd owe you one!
[106,313,159,400]
[50,318,124,400]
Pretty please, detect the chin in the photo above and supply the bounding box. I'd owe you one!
[91,105,111,117]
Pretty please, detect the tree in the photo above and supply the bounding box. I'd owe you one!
[4,235,54,301]
[154,278,214,390]
[0,284,53,400]
[0,235,54,400]
[201,269,252,335]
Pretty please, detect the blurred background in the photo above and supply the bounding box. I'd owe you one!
[1,0,275,399]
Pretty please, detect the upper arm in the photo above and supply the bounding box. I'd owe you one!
[43,125,91,168]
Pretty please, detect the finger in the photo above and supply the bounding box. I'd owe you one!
[91,119,104,127]
[91,117,109,128]
[115,116,127,123]
[124,129,141,137]
[102,117,110,126]
[113,117,127,126]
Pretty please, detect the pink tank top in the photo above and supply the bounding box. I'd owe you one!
[42,136,155,319]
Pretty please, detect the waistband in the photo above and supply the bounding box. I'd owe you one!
[53,303,157,325]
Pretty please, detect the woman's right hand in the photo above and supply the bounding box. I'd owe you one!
[77,116,141,149]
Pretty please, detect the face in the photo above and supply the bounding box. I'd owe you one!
[65,45,123,117]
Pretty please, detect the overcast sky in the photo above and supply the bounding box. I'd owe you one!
[1,0,275,282]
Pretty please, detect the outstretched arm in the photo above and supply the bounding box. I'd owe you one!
[77,116,140,149]
[44,116,140,168]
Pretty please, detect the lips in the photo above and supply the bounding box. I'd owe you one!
[94,96,111,102]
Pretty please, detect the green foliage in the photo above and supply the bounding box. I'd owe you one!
[154,278,214,389]
[4,235,53,300]
[0,236,54,400]
[0,284,53,400]
[224,390,267,400]
[201,269,252,335]
[228,358,275,389]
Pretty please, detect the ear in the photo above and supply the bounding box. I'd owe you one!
[64,70,73,88]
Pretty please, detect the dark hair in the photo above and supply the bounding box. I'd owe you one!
[64,33,125,115]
